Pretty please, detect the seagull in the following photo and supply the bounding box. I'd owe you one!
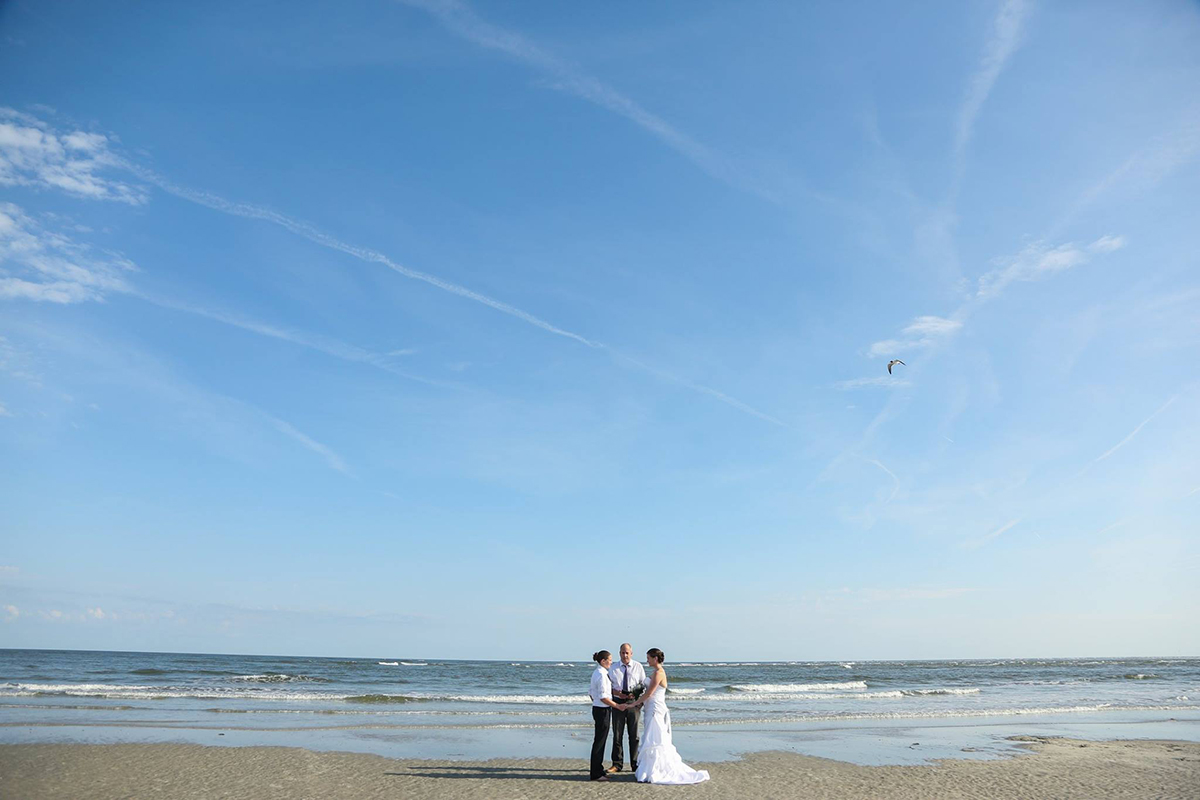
[887,359,905,375]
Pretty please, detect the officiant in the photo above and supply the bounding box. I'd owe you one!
[607,642,647,773]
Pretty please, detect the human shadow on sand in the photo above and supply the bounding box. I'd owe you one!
[386,765,631,782]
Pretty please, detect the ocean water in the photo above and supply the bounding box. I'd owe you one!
[2,650,1198,764]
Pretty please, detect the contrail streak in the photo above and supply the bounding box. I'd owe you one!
[268,416,353,476]
[867,458,900,503]
[127,165,601,349]
[124,166,784,427]
[396,0,773,201]
[955,0,1029,158]
[134,291,451,388]
[968,517,1021,549]
[1081,392,1180,474]
[611,351,789,428]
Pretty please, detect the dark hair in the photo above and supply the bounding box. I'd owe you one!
[592,650,611,663]
[646,648,665,664]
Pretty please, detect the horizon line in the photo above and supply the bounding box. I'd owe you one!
[2,645,1194,662]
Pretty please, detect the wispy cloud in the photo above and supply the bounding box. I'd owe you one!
[861,232,1123,376]
[859,587,973,602]
[5,583,431,629]
[1077,118,1200,209]
[867,314,963,358]
[0,203,136,303]
[1049,115,1200,236]
[28,605,174,623]
[0,208,453,390]
[0,203,451,388]
[267,416,352,476]
[903,315,964,338]
[955,0,1030,158]
[977,235,1124,298]
[0,334,41,388]
[0,401,10,417]
[395,0,769,200]
[1088,234,1126,254]
[0,107,145,203]
[835,376,911,390]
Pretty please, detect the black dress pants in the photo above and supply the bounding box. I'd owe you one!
[611,705,639,769]
[590,706,611,779]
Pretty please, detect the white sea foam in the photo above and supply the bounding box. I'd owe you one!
[674,703,1193,727]
[666,687,705,695]
[428,694,588,705]
[377,662,399,666]
[670,691,884,702]
[675,662,776,667]
[198,707,579,717]
[729,681,868,693]
[400,662,428,666]
[0,682,340,702]
[663,687,980,703]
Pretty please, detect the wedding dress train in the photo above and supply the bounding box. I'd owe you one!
[634,679,709,785]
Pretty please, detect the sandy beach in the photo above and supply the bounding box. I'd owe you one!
[2,737,1197,799]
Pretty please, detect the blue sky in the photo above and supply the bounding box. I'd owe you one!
[1,0,1197,660]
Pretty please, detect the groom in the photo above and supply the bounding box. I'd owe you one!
[607,642,647,773]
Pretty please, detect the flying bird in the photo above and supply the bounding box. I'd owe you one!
[887,359,905,375]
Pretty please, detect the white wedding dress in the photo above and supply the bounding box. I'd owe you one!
[635,675,710,785]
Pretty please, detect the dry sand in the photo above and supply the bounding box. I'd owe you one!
[2,737,1198,799]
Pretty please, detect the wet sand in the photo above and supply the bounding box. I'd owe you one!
[2,737,1197,799]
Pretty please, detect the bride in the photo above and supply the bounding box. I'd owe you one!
[630,648,710,784]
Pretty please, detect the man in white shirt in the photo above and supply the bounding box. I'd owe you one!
[607,642,647,773]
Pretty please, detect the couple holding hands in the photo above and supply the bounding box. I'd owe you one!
[588,644,710,785]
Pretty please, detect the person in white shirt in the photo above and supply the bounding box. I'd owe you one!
[588,650,628,782]
[607,642,647,773]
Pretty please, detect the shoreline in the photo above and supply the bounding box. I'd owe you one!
[2,738,1198,799]
[3,708,1198,766]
